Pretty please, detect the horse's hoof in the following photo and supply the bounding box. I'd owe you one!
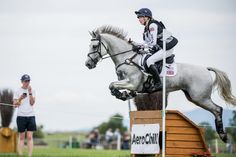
[119,92,127,101]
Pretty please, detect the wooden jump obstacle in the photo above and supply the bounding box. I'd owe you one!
[130,110,211,157]
[0,127,17,153]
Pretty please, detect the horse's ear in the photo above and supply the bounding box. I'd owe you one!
[89,31,94,37]
[89,31,98,38]
[92,31,97,38]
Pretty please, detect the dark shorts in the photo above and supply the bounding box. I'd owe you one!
[17,116,37,133]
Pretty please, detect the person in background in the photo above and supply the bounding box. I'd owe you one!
[121,131,130,150]
[114,128,121,140]
[13,74,36,157]
[105,128,113,144]
[90,128,100,148]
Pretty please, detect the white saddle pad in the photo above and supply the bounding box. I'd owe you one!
[160,63,177,77]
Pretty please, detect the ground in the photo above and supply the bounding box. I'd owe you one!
[0,148,234,157]
[0,132,234,157]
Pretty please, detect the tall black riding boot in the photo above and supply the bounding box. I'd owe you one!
[149,64,162,91]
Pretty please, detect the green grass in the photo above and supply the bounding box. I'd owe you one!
[0,148,235,157]
[1,133,234,157]
[213,154,235,157]
[43,132,86,147]
[45,132,85,141]
[0,147,130,157]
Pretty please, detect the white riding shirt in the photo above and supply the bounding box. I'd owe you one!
[141,22,174,67]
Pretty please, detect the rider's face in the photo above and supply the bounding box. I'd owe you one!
[138,16,148,25]
[138,16,145,25]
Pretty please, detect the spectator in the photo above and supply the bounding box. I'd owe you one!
[114,128,121,140]
[13,74,36,157]
[105,128,113,144]
[121,131,130,150]
[90,129,100,148]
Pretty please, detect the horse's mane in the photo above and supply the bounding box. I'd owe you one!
[94,25,128,40]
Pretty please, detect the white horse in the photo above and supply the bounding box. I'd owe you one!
[85,25,236,142]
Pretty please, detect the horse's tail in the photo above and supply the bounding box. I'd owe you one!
[207,67,236,106]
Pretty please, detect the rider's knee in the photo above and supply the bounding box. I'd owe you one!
[146,58,154,67]
[109,83,114,89]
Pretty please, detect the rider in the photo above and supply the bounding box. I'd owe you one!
[133,8,178,91]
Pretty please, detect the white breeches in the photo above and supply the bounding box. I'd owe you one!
[146,48,174,67]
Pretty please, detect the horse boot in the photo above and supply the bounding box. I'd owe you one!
[215,107,227,143]
[148,64,162,92]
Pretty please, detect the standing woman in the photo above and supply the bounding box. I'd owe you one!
[13,74,36,157]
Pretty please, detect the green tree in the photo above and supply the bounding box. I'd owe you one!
[33,125,44,138]
[199,122,216,143]
[97,113,127,134]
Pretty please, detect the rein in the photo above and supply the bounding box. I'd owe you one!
[88,37,133,61]
[88,37,143,71]
[115,53,144,71]
[102,49,133,60]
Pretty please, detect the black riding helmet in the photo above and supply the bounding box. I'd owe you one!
[135,8,152,18]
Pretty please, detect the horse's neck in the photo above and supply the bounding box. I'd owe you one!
[102,34,136,66]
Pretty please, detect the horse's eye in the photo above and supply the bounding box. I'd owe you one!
[92,45,98,49]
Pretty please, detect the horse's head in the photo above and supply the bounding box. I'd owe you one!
[85,31,109,69]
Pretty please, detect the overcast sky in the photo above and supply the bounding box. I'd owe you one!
[0,0,236,131]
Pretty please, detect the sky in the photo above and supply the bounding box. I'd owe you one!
[0,0,236,131]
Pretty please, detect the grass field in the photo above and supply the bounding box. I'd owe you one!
[0,147,129,157]
[0,147,235,157]
[43,132,85,147]
[1,133,234,157]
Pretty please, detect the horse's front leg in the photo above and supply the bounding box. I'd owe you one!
[109,79,137,101]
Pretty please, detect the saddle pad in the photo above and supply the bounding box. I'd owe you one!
[160,63,177,77]
[139,54,177,77]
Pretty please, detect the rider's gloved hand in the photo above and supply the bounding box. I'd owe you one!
[128,38,133,44]
[132,45,143,52]
[149,45,160,54]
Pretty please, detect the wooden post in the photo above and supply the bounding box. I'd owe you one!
[0,128,17,153]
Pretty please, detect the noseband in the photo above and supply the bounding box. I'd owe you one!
[87,37,109,64]
[88,36,133,65]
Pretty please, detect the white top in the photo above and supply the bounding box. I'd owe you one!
[13,87,36,117]
[114,130,121,138]
[143,23,158,47]
[105,130,113,140]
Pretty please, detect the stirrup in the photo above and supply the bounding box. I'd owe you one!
[153,83,162,91]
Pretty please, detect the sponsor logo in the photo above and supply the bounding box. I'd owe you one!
[149,27,155,32]
[131,133,159,145]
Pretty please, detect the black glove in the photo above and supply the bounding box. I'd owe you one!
[128,38,133,44]
[149,45,160,54]
[132,45,142,52]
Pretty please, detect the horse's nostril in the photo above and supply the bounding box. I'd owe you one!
[86,62,91,67]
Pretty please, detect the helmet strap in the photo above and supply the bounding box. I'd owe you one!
[144,17,150,26]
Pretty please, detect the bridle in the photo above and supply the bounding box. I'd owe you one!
[87,36,133,65]
[87,37,108,64]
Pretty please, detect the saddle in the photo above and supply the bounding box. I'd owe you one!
[143,54,175,73]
